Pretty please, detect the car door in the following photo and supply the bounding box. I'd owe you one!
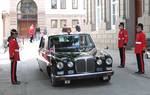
[38,36,49,75]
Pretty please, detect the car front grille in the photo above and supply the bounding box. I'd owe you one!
[75,57,96,73]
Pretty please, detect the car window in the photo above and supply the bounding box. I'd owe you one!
[49,35,79,48]
[39,37,45,48]
[80,35,94,47]
[48,34,95,52]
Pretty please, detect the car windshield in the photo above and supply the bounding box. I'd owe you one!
[48,34,95,52]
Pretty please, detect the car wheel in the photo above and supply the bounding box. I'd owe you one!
[50,73,57,86]
[50,73,63,86]
[47,66,51,77]
[37,59,43,72]
[39,68,43,72]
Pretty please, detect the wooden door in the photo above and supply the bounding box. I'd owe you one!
[18,20,37,38]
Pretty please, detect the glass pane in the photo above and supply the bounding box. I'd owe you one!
[72,20,79,27]
[20,1,37,14]
[60,0,66,9]
[51,0,57,9]
[72,0,78,9]
[51,20,58,28]
[60,20,67,28]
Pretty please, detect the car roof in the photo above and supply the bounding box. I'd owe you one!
[48,32,90,37]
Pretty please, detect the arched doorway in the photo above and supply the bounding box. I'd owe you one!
[17,0,37,38]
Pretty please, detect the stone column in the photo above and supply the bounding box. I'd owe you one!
[86,0,91,25]
[90,0,96,31]
[105,0,111,30]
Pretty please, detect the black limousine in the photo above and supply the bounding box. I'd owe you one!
[37,33,114,86]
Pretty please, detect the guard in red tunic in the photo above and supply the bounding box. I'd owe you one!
[8,29,21,85]
[118,22,128,68]
[28,24,35,43]
[135,23,146,74]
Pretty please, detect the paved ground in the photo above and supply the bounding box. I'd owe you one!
[0,41,150,95]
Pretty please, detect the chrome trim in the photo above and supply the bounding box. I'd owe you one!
[74,56,93,61]
[55,71,114,78]
[75,56,95,73]
[85,58,87,72]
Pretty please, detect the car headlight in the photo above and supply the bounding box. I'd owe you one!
[57,62,64,69]
[67,62,74,68]
[106,58,113,65]
[96,59,102,66]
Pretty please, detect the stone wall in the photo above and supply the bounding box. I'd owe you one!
[89,30,118,50]
[45,14,86,35]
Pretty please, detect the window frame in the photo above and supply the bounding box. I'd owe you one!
[72,19,79,28]
[60,19,67,28]
[60,0,66,9]
[72,0,78,9]
[51,19,58,28]
[51,0,57,9]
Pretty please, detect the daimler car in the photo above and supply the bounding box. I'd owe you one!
[37,33,114,86]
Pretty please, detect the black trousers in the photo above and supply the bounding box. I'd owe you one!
[119,47,126,67]
[30,35,33,43]
[136,53,145,73]
[11,60,17,84]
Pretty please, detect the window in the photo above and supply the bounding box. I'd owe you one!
[60,0,66,9]
[60,20,67,28]
[17,0,37,20]
[51,20,58,28]
[97,0,100,6]
[143,0,145,13]
[112,4,115,14]
[72,0,78,9]
[83,0,86,9]
[51,0,57,9]
[111,0,117,28]
[72,20,79,27]
[112,15,116,25]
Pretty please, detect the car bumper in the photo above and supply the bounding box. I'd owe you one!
[54,71,114,81]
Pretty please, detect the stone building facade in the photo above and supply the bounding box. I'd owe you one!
[45,0,86,35]
[2,0,149,50]
[3,0,86,39]
[138,0,150,38]
[86,0,146,49]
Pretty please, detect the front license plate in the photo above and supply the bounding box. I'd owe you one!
[103,76,109,80]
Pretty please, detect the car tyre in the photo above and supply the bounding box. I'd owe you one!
[39,68,43,72]
[47,66,51,77]
[50,73,57,86]
[50,73,63,86]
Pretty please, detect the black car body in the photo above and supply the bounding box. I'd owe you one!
[37,33,114,86]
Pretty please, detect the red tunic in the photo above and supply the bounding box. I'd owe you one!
[28,26,35,37]
[9,38,20,61]
[118,29,128,48]
[135,31,146,54]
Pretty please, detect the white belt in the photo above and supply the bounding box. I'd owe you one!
[118,38,124,40]
[15,49,19,52]
[136,42,142,44]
